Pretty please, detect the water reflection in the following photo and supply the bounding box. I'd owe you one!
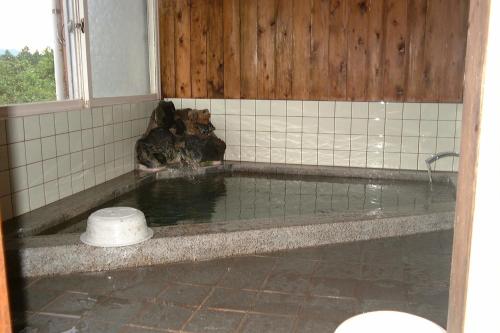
[132,175,227,226]
[44,174,456,234]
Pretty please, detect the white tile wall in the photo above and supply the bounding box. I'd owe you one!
[168,98,462,173]
[0,100,157,220]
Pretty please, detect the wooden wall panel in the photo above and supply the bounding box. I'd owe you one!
[421,0,447,101]
[366,0,385,100]
[310,0,330,99]
[190,0,208,98]
[275,0,293,99]
[207,0,224,98]
[328,0,347,99]
[292,0,312,100]
[240,0,258,99]
[159,0,469,102]
[159,0,176,98]
[223,0,241,98]
[383,0,408,100]
[347,0,369,100]
[440,0,469,101]
[257,0,278,99]
[174,0,191,97]
[406,0,428,101]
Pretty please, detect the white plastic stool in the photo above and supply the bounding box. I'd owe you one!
[335,311,446,333]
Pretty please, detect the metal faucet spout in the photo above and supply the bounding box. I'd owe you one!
[425,151,460,184]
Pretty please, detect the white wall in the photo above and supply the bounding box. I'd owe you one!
[0,100,157,220]
[168,98,462,172]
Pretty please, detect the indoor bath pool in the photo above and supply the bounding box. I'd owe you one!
[41,172,456,235]
[5,163,457,277]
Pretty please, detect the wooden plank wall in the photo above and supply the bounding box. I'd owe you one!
[159,0,469,102]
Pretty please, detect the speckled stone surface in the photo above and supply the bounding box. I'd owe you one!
[7,210,453,277]
[4,162,456,278]
[225,161,457,184]
[3,172,155,238]
[6,162,456,239]
[10,230,453,332]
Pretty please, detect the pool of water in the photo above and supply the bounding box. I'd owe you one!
[41,173,456,235]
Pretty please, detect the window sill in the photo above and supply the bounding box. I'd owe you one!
[89,93,159,108]
[0,93,159,119]
[0,100,84,119]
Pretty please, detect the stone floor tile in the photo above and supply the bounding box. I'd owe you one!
[309,277,358,298]
[168,259,232,286]
[407,281,450,308]
[362,246,404,265]
[407,303,448,329]
[157,283,211,307]
[360,299,411,313]
[299,296,359,322]
[314,261,363,280]
[82,297,143,324]
[320,243,363,263]
[130,301,193,331]
[29,272,116,295]
[217,256,275,290]
[253,292,304,316]
[239,314,295,333]
[18,313,80,333]
[262,273,311,295]
[356,279,409,302]
[75,318,123,333]
[122,325,170,332]
[110,276,168,302]
[184,309,243,333]
[268,247,326,261]
[293,317,340,333]
[8,230,453,333]
[361,263,405,281]
[42,291,99,316]
[204,288,258,312]
[10,286,62,313]
[272,257,318,275]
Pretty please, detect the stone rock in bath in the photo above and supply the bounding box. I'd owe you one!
[136,101,226,169]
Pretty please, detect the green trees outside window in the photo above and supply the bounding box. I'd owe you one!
[0,47,56,105]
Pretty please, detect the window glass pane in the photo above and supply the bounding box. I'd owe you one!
[0,0,78,105]
[87,0,153,98]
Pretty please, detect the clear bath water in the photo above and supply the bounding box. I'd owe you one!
[43,173,456,234]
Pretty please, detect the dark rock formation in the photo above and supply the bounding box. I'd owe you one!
[136,101,226,169]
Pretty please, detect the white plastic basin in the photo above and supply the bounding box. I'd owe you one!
[80,207,153,247]
[336,311,446,333]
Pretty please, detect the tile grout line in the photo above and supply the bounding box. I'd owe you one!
[233,256,279,333]
[291,258,324,333]
[178,260,234,332]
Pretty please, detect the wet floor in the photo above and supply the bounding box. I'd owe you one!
[11,230,452,332]
[43,174,456,235]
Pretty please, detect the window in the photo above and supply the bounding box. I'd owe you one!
[0,0,82,105]
[0,0,158,110]
[87,0,158,98]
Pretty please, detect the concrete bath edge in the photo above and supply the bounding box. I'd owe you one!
[5,162,457,239]
[9,211,454,278]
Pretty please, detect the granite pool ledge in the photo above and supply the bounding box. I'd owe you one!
[3,165,225,238]
[5,162,456,239]
[2,172,156,238]
[225,161,457,184]
[3,162,457,277]
[6,203,455,277]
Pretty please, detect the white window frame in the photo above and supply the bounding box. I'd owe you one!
[0,0,161,118]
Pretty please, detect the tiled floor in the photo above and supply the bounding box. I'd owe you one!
[10,230,452,332]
